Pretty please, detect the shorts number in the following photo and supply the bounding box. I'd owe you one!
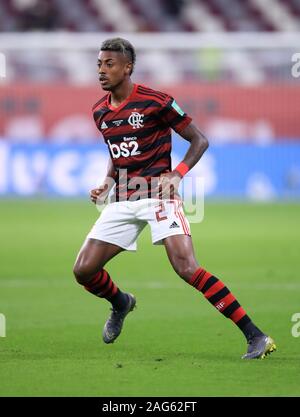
[155,202,168,222]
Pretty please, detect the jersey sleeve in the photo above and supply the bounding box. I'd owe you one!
[158,96,192,133]
[92,95,109,133]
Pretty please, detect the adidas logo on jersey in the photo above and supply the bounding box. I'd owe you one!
[101,121,108,129]
[169,221,180,229]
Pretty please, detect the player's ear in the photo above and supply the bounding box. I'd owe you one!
[125,62,132,75]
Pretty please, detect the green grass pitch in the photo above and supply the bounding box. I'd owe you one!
[0,199,300,397]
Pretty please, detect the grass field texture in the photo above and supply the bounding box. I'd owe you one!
[0,199,299,396]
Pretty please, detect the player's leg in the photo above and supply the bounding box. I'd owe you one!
[73,238,136,344]
[74,200,142,304]
[73,238,131,311]
[73,202,145,343]
[163,234,276,359]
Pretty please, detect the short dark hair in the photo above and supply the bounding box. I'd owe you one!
[100,38,136,75]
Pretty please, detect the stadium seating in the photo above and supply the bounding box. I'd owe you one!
[0,0,299,143]
[0,0,299,32]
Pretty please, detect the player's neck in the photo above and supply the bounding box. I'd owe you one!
[110,80,134,108]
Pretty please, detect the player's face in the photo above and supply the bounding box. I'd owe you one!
[97,51,132,91]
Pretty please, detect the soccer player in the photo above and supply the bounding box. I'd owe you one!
[73,38,276,359]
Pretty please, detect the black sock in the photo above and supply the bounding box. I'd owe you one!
[109,289,129,311]
[242,321,265,341]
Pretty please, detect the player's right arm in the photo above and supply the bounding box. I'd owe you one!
[90,157,116,204]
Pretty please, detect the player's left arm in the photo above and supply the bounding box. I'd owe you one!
[159,122,209,195]
[177,122,209,173]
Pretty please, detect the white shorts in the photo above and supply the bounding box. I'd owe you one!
[87,198,191,251]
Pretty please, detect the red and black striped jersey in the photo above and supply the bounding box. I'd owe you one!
[92,83,192,200]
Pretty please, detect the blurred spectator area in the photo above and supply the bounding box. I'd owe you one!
[1,31,299,85]
[0,0,299,85]
[0,1,300,143]
[0,0,300,32]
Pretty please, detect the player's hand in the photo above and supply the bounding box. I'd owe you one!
[158,171,182,199]
[90,184,109,204]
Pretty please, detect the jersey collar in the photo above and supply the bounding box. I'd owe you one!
[107,83,138,112]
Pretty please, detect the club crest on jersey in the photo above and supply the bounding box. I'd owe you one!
[128,112,144,129]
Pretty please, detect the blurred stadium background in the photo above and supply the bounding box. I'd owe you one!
[0,0,300,198]
[1,0,300,397]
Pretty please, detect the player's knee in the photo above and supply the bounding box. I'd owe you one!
[173,260,197,282]
[73,262,93,285]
